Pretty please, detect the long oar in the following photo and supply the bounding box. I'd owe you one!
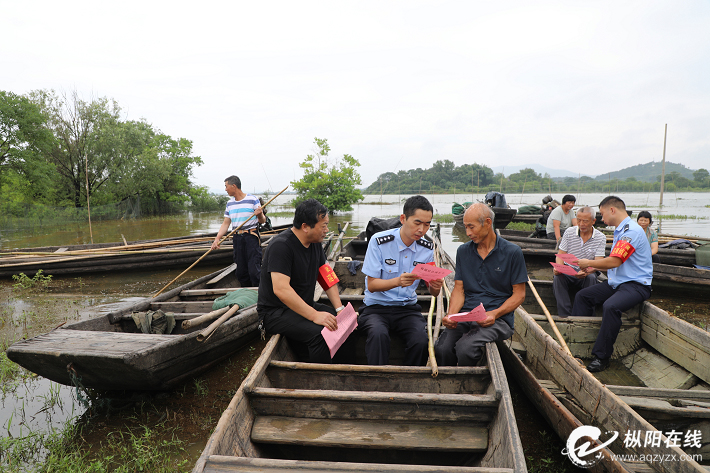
[153,186,288,298]
[526,278,574,357]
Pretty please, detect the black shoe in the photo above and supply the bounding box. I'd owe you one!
[587,357,610,373]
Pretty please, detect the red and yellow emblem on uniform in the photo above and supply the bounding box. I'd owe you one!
[610,239,635,263]
[318,264,340,290]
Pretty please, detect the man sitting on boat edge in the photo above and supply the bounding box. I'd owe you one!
[573,196,653,373]
[257,199,356,364]
[358,195,444,366]
[553,206,607,317]
[435,203,527,366]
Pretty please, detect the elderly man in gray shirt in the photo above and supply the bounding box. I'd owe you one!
[553,206,606,317]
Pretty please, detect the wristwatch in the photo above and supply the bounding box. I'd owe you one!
[335,305,345,313]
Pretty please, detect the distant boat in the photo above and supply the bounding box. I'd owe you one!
[0,224,290,278]
[452,202,517,229]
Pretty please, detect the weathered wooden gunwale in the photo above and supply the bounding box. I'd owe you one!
[498,278,709,472]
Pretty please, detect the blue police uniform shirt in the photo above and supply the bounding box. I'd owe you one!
[608,216,653,289]
[454,236,528,329]
[362,227,434,306]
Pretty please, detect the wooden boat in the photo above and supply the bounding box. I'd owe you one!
[0,224,290,278]
[6,265,260,391]
[452,205,518,230]
[192,232,528,473]
[5,231,337,391]
[497,279,709,472]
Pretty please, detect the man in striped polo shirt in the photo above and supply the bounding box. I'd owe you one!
[553,206,606,317]
[211,175,266,287]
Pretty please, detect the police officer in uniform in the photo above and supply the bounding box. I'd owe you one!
[573,196,653,373]
[359,195,444,366]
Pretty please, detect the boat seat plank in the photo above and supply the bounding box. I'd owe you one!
[341,287,364,295]
[622,347,698,390]
[7,330,172,357]
[150,301,215,313]
[619,396,710,418]
[607,384,710,401]
[181,288,240,297]
[266,361,490,394]
[251,416,488,451]
[202,455,514,472]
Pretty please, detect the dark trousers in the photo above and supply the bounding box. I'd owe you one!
[571,281,651,360]
[553,273,599,317]
[233,233,262,287]
[358,304,428,366]
[435,319,513,366]
[262,302,357,364]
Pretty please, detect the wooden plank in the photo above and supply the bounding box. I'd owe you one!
[640,303,710,385]
[150,301,215,312]
[202,455,515,472]
[206,264,237,285]
[6,329,172,357]
[622,348,698,390]
[607,385,710,401]
[265,361,490,394]
[251,416,488,451]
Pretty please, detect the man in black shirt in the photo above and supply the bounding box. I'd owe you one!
[258,199,355,363]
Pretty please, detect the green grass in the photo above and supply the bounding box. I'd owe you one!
[11,270,53,290]
[503,221,536,232]
[0,420,189,472]
[434,213,455,223]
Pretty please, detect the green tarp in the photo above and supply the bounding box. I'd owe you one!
[212,288,258,311]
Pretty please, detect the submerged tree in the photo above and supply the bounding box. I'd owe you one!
[291,137,363,212]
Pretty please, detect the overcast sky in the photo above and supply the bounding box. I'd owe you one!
[3,1,709,193]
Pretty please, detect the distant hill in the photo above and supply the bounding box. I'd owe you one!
[491,164,578,179]
[591,161,695,183]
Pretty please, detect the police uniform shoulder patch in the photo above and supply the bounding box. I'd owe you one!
[416,239,433,250]
[376,234,395,245]
[620,236,632,243]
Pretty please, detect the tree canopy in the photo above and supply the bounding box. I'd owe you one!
[291,138,363,212]
[0,89,214,218]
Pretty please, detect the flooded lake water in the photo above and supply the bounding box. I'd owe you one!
[1,192,708,472]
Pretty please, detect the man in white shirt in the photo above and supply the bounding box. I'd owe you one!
[553,206,606,317]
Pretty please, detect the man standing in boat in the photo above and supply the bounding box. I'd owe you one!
[436,203,527,366]
[359,195,444,366]
[211,175,266,287]
[257,199,356,364]
[553,206,607,317]
[573,196,653,373]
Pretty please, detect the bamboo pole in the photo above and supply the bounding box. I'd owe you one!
[153,186,288,298]
[426,288,438,378]
[196,304,242,342]
[526,278,574,358]
[327,222,350,260]
[181,306,230,330]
